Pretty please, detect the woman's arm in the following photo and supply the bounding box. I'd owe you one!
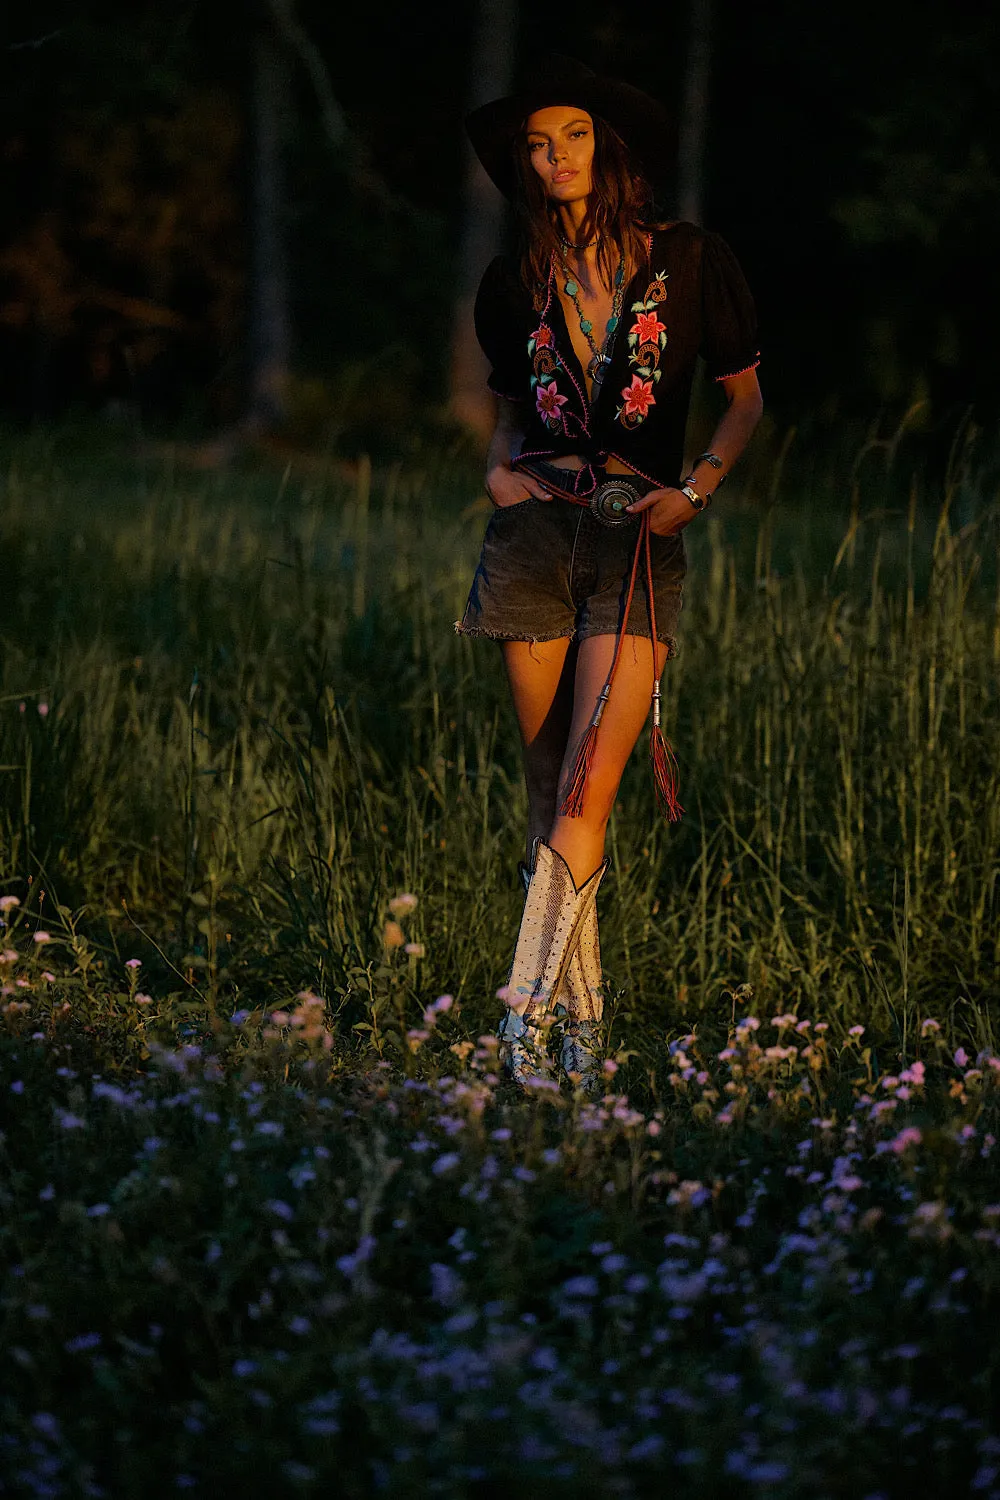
[626,369,763,536]
[485,399,554,508]
[685,369,763,499]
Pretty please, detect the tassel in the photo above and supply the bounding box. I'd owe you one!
[559,685,610,818]
[650,681,683,823]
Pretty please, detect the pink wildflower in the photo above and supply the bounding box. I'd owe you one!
[954,1047,969,1068]
[890,1126,923,1154]
[0,895,20,911]
[33,932,50,944]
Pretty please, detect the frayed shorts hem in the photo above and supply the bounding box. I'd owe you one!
[455,619,680,654]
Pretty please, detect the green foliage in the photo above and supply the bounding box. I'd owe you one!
[1,424,1000,1491]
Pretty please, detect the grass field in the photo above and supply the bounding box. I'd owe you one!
[2,421,1000,1496]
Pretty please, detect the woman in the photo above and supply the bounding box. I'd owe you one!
[458,56,763,1091]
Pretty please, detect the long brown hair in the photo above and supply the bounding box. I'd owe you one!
[513,116,658,298]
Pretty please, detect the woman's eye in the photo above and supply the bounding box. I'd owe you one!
[528,140,546,152]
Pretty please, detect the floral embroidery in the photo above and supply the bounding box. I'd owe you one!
[632,310,665,346]
[536,382,568,420]
[524,266,593,437]
[528,320,569,433]
[617,268,668,429]
[620,376,656,420]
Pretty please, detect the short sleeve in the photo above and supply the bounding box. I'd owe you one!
[699,231,760,382]
[474,257,529,401]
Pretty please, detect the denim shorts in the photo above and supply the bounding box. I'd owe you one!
[457,462,685,649]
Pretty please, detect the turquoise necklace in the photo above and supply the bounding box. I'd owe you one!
[560,242,626,393]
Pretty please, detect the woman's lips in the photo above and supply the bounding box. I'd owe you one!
[552,169,577,183]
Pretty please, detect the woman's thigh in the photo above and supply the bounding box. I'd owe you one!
[501,638,577,794]
[560,633,670,820]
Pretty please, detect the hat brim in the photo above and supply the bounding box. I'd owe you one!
[466,74,674,201]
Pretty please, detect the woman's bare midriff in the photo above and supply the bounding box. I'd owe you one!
[544,454,637,476]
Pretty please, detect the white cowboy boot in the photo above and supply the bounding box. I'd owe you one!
[499,839,608,1089]
[518,862,605,1090]
[559,899,606,1093]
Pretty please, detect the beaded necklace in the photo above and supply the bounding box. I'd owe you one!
[559,240,626,396]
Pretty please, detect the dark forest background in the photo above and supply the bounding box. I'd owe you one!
[2,0,998,451]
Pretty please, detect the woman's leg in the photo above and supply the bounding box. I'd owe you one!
[548,633,670,885]
[501,638,576,867]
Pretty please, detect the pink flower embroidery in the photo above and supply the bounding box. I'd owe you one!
[536,382,568,419]
[531,325,553,348]
[621,376,655,419]
[633,310,665,344]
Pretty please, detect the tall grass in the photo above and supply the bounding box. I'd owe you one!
[3,422,1000,1495]
[1,422,997,1059]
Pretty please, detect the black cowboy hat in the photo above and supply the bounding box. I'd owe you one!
[465,53,674,201]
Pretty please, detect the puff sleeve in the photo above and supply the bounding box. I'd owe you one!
[699,231,760,383]
[473,256,529,401]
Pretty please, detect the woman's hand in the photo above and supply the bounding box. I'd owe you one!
[486,463,552,508]
[625,486,698,536]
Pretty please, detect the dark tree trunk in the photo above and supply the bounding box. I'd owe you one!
[677,0,713,226]
[448,0,517,442]
[247,14,291,431]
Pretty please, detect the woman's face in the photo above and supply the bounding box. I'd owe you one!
[525,105,595,205]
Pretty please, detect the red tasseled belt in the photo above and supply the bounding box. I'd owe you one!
[513,461,683,824]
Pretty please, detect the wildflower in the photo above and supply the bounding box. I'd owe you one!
[0,895,20,911]
[64,1333,101,1353]
[848,1024,865,1037]
[55,1110,86,1130]
[125,958,142,970]
[406,1028,430,1052]
[563,1275,599,1297]
[899,1060,925,1086]
[602,1058,618,1077]
[265,1200,295,1221]
[33,931,51,944]
[429,1262,462,1306]
[771,1013,798,1029]
[388,892,418,917]
[383,920,405,948]
[921,1018,941,1035]
[37,702,49,717]
[136,993,153,1005]
[954,1047,970,1068]
[404,942,425,957]
[432,1152,460,1176]
[336,1236,376,1276]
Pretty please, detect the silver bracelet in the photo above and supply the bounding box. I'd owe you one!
[680,481,708,512]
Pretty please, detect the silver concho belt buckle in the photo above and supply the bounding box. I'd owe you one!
[590,479,639,527]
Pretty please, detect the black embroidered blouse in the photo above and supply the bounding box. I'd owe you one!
[474,221,759,491]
